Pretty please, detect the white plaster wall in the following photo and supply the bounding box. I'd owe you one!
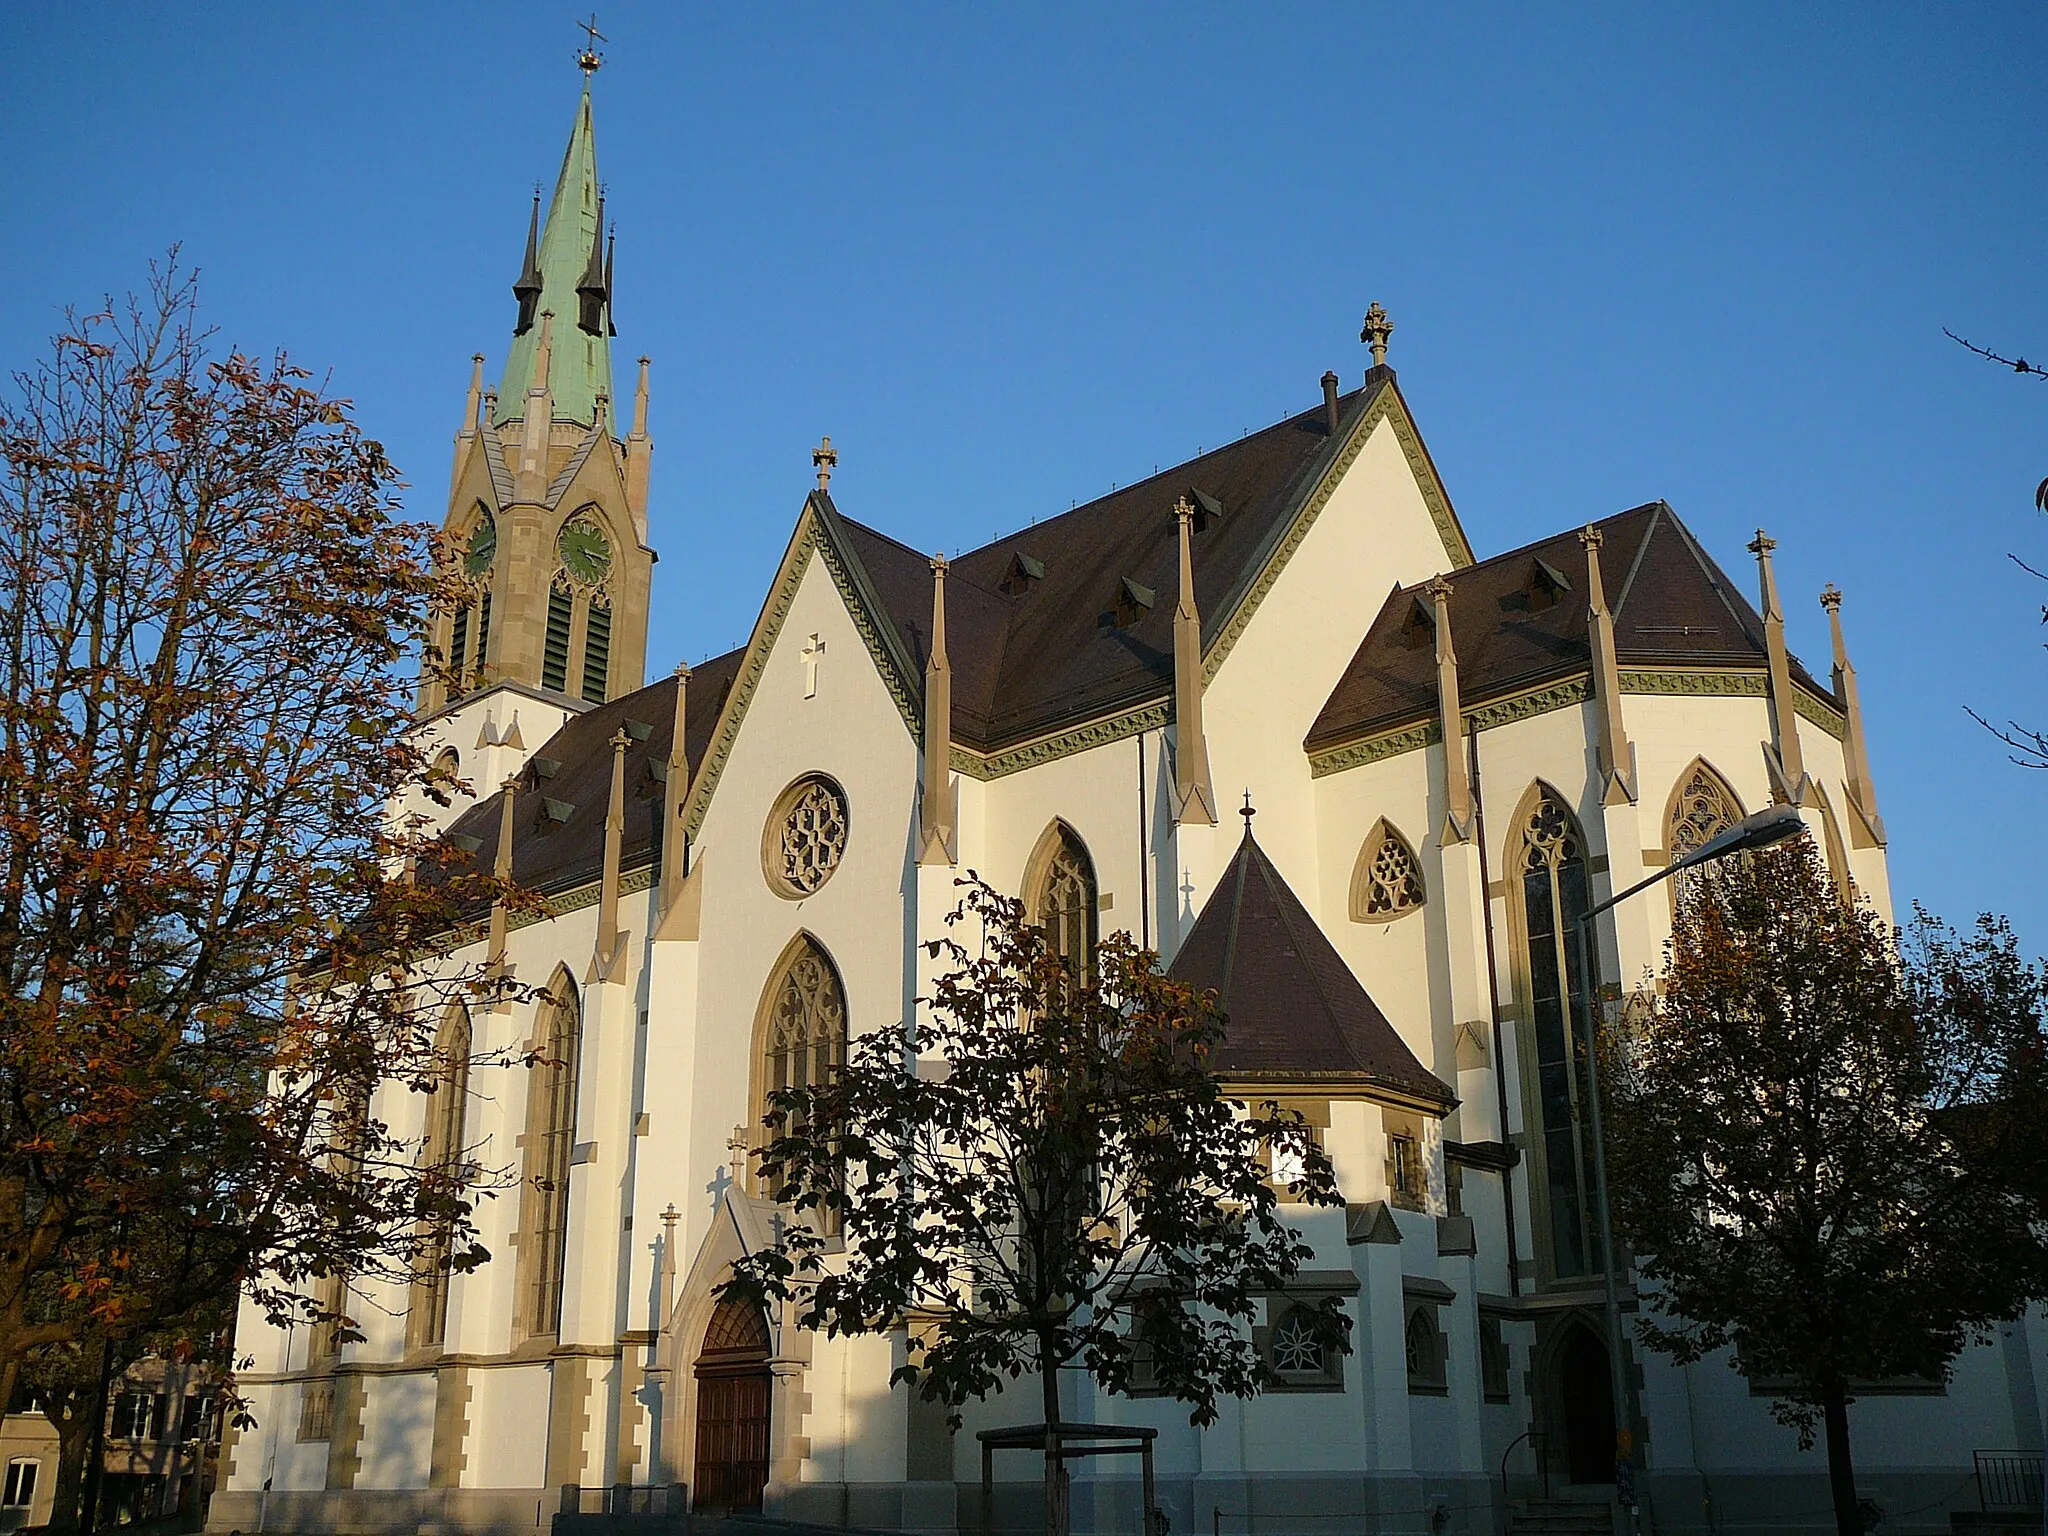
[1202,416,1468,928]
[666,551,920,1269]
[971,733,1146,940]
[466,1364,553,1490]
[352,1372,437,1489]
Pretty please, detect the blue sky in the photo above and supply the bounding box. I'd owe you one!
[4,4,2044,947]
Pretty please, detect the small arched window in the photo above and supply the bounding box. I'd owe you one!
[1350,819,1425,922]
[1026,823,1098,980]
[1667,759,1743,863]
[1405,1306,1446,1392]
[410,1004,472,1350]
[521,976,582,1338]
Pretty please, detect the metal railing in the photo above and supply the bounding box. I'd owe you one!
[1974,1450,2044,1512]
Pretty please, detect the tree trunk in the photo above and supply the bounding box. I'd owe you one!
[44,1388,94,1536]
[1821,1378,1860,1536]
[1040,1339,1065,1536]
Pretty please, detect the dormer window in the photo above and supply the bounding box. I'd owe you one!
[1188,487,1224,534]
[1522,557,1572,614]
[1113,577,1155,629]
[1397,593,1436,650]
[999,552,1046,597]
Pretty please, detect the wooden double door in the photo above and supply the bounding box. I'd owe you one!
[693,1299,772,1513]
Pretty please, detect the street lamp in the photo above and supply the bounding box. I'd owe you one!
[1570,804,1806,1529]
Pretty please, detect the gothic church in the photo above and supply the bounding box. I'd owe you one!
[214,75,2045,1536]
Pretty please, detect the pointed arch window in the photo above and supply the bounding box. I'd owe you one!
[1026,824,1098,981]
[521,977,582,1338]
[1667,760,1743,910]
[445,505,497,698]
[1351,819,1425,922]
[753,937,847,1228]
[1515,787,1596,1280]
[540,511,616,702]
[410,1005,472,1350]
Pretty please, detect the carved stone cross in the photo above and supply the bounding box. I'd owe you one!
[801,633,826,699]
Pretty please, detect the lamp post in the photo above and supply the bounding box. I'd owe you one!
[1569,804,1806,1531]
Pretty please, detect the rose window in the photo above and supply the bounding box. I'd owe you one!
[767,776,849,897]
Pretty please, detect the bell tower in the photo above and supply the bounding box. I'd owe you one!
[427,60,655,718]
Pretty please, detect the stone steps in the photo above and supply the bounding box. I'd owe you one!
[1506,1496,1616,1536]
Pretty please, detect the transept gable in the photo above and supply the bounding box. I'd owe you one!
[803,372,1473,779]
[674,495,924,846]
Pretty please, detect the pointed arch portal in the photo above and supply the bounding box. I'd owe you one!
[692,1298,772,1514]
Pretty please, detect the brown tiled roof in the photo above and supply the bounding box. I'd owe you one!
[443,371,1453,900]
[439,646,744,900]
[1305,501,1835,755]
[834,373,1410,751]
[1167,825,1453,1106]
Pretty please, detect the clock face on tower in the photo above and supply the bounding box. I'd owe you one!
[462,510,497,580]
[559,515,612,586]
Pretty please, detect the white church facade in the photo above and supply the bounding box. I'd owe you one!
[212,79,2046,1536]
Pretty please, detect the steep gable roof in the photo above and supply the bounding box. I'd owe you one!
[1305,501,1836,754]
[439,647,744,902]
[1167,823,1453,1108]
[831,371,1469,755]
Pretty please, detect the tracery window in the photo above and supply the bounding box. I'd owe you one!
[1668,760,1742,863]
[1271,1309,1326,1374]
[1027,823,1098,980]
[523,978,582,1338]
[764,776,850,898]
[410,1004,472,1350]
[1350,819,1425,922]
[754,937,847,1224]
[1405,1306,1447,1393]
[1516,786,1596,1279]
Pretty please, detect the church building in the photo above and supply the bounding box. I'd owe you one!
[212,73,2046,1536]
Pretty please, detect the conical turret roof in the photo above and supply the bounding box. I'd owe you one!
[496,85,615,429]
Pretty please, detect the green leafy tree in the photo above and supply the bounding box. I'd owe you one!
[727,877,1348,1536]
[1601,839,2048,1536]
[0,260,519,1423]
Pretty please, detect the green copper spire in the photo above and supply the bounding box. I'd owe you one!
[496,85,615,430]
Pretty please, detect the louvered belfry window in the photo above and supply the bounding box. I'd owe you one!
[542,580,575,694]
[581,591,611,703]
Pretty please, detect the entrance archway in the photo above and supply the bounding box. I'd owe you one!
[1557,1321,1615,1485]
[693,1298,772,1513]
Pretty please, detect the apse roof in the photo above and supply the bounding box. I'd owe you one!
[1305,500,1837,755]
[1167,821,1453,1106]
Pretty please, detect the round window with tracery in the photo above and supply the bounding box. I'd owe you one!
[764,776,849,898]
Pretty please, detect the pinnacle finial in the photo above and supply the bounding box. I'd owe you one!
[813,436,838,493]
[576,12,607,76]
[1361,302,1394,369]
[1579,523,1604,551]
[1819,583,1843,614]
[1748,529,1777,558]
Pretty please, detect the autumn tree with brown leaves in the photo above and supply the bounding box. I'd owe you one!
[728,877,1347,1536]
[0,261,514,1427]
[1602,839,2048,1536]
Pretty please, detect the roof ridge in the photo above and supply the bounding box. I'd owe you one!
[1609,501,1666,619]
[1403,501,1665,595]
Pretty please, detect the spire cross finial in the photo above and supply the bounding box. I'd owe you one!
[576,13,607,75]
[813,436,838,492]
[1361,302,1395,369]
[1240,790,1256,834]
